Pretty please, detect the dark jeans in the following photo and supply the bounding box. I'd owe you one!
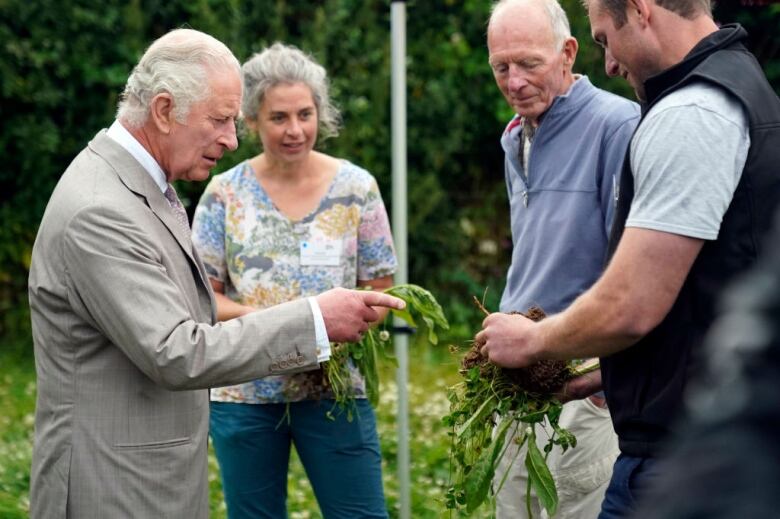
[598,453,662,519]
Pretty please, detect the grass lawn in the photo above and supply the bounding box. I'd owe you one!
[0,350,34,518]
[0,338,496,518]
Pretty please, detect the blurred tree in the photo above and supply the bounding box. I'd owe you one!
[0,0,141,344]
[713,1,780,90]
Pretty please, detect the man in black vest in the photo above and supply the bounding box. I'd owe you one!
[475,0,780,517]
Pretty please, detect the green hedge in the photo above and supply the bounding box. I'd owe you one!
[1,0,777,350]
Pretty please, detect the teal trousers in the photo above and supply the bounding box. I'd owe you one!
[210,400,388,519]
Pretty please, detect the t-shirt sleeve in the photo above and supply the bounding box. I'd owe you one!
[627,85,749,240]
[357,176,397,281]
[191,176,228,283]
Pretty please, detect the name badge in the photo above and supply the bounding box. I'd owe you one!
[300,239,342,266]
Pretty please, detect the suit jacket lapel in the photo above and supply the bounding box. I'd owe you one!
[87,131,207,286]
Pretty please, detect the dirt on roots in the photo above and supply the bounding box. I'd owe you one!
[463,306,572,395]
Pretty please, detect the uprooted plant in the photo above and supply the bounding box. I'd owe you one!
[443,299,599,517]
[320,284,449,419]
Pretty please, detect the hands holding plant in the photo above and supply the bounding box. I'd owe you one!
[316,287,407,343]
[475,310,542,368]
[445,304,600,517]
[319,284,449,418]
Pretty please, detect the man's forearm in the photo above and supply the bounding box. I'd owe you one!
[479,228,703,368]
[538,280,645,361]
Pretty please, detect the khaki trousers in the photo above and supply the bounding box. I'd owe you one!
[494,398,619,519]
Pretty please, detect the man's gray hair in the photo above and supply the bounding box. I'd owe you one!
[489,0,572,51]
[117,29,240,128]
[241,42,341,141]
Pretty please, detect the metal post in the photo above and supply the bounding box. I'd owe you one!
[390,1,410,518]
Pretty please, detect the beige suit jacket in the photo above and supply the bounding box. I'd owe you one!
[28,131,320,518]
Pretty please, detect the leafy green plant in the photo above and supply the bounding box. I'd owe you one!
[443,305,598,517]
[321,284,449,417]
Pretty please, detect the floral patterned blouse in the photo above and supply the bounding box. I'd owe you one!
[191,159,397,404]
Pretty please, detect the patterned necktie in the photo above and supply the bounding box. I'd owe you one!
[163,184,191,236]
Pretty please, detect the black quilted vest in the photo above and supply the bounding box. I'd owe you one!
[602,24,780,457]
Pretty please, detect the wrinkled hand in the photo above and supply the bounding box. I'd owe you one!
[316,288,405,343]
[555,369,603,404]
[474,312,540,368]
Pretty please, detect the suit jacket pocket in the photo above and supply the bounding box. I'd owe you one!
[113,437,191,450]
[108,436,205,517]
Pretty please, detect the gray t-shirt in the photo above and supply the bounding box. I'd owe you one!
[627,82,750,240]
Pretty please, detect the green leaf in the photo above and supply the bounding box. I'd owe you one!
[376,339,398,367]
[390,306,417,328]
[464,415,514,513]
[551,422,577,452]
[519,401,550,423]
[455,393,497,439]
[422,315,439,344]
[385,284,450,334]
[525,429,559,517]
[546,402,563,425]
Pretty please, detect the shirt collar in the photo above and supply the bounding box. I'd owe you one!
[106,120,169,193]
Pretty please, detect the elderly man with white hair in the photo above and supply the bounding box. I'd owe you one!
[484,0,638,517]
[27,28,404,518]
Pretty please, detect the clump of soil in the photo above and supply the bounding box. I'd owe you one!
[461,346,492,376]
[502,358,572,395]
[463,305,572,396]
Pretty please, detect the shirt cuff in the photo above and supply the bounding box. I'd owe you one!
[307,297,331,362]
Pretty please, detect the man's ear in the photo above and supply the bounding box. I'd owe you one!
[627,0,652,26]
[563,37,579,68]
[149,93,175,135]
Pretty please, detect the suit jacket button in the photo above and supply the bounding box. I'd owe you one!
[271,362,279,372]
[296,355,305,365]
[279,360,288,369]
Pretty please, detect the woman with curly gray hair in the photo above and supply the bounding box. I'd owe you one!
[192,43,396,519]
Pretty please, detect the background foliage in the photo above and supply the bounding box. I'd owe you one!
[0,0,778,515]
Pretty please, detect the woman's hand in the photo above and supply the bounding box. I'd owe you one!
[210,279,256,321]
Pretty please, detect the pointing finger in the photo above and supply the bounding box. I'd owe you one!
[359,291,406,310]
